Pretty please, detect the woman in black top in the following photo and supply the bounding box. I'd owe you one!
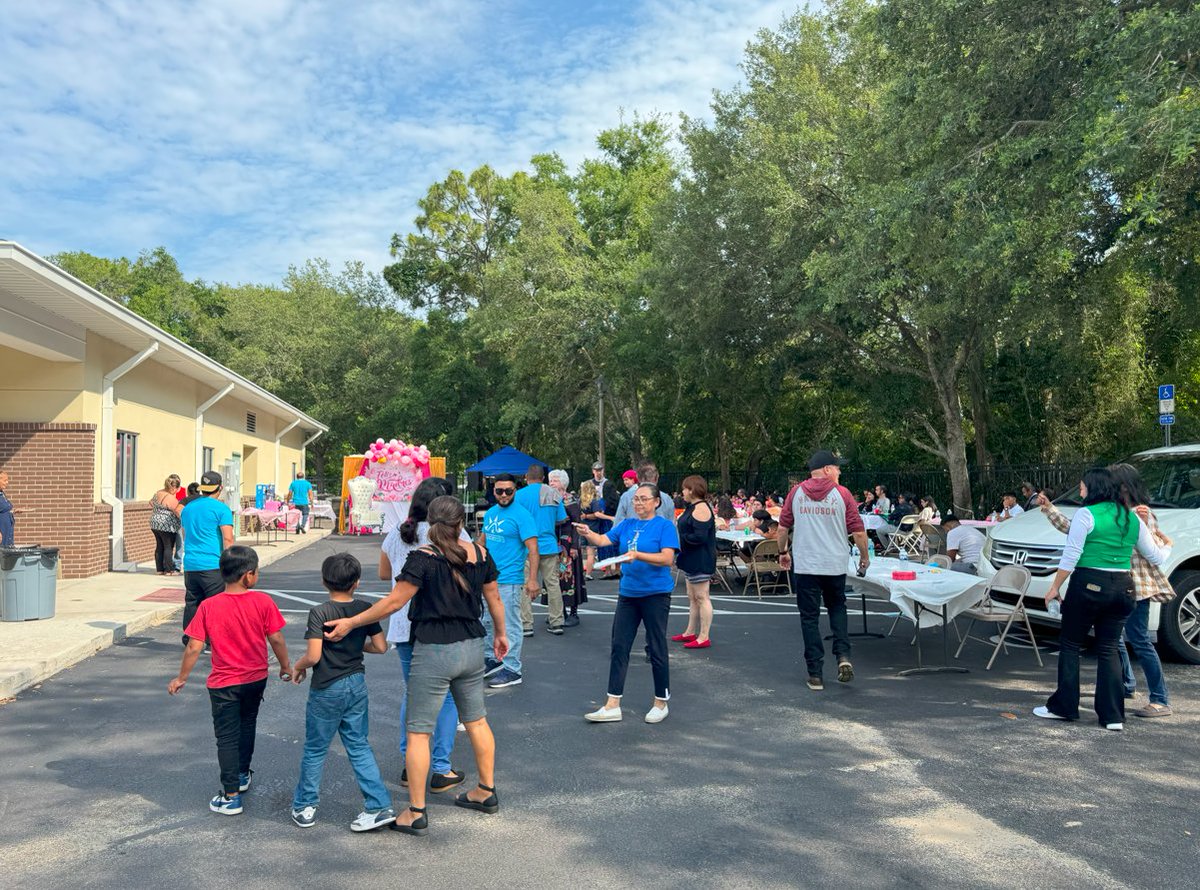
[673,475,717,649]
[325,496,508,836]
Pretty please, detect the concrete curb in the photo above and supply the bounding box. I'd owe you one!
[0,528,335,701]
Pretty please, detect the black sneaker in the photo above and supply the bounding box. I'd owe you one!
[522,628,534,638]
[430,768,465,793]
[487,668,522,688]
[400,768,408,788]
[563,614,580,627]
[806,676,824,691]
[546,625,564,635]
[484,657,504,677]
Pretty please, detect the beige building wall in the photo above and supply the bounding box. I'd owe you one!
[0,343,88,423]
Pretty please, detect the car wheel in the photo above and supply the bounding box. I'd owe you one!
[1162,569,1200,665]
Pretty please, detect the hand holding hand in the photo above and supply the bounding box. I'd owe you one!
[291,667,307,685]
[1036,493,1051,508]
[1133,504,1151,522]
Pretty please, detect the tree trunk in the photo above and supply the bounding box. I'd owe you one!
[930,366,972,514]
[967,346,994,470]
[717,426,731,494]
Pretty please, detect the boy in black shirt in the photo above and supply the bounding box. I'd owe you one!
[290,553,394,831]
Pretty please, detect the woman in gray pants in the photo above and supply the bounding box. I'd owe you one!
[324,496,509,835]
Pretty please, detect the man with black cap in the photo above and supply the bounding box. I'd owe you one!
[778,450,869,691]
[180,470,236,645]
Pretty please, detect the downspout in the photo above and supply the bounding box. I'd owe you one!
[302,429,325,477]
[195,383,235,481]
[274,418,303,493]
[101,342,159,571]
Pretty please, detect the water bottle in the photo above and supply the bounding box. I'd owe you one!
[898,548,909,563]
[1047,598,1061,618]
[867,540,875,558]
[850,543,860,561]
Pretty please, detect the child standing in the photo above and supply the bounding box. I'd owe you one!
[168,545,292,815]
[290,553,395,831]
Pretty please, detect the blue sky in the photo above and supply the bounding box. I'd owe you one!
[1,0,801,284]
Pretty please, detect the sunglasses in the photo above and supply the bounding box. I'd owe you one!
[494,487,515,495]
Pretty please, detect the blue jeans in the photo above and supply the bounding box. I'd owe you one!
[1118,599,1170,705]
[482,583,524,674]
[291,673,391,811]
[395,642,457,774]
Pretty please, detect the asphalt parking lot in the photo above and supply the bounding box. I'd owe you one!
[2,534,1197,889]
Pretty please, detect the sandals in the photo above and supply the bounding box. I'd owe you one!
[454,783,500,815]
[389,805,427,836]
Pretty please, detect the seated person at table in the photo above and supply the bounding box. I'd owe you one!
[877,495,917,550]
[751,510,773,535]
[714,496,737,531]
[994,492,1025,522]
[860,491,875,513]
[942,514,985,574]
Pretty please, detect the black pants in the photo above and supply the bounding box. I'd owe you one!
[608,593,671,699]
[794,574,851,678]
[1047,567,1135,725]
[208,679,267,794]
[152,529,176,573]
[183,569,225,644]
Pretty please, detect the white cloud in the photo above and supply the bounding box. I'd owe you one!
[0,0,804,284]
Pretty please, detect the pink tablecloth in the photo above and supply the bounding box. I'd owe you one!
[239,507,302,531]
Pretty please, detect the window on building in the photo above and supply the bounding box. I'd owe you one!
[291,461,297,480]
[116,431,138,500]
[202,447,214,473]
[245,412,257,433]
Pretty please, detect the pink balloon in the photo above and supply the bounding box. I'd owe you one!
[375,438,384,445]
[400,455,413,466]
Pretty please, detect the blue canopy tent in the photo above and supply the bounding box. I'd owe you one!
[466,445,549,476]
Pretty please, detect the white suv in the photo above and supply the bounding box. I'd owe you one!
[978,444,1200,664]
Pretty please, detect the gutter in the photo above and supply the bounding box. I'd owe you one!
[195,383,235,480]
[101,342,159,571]
[274,418,303,492]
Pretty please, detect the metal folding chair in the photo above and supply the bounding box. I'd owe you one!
[954,565,1042,669]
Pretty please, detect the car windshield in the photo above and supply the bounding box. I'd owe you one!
[1055,453,1200,509]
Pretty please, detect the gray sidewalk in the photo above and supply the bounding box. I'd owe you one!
[0,527,334,699]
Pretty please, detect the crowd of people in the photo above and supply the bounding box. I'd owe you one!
[163,451,1178,835]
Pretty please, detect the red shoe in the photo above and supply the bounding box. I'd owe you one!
[683,639,711,649]
[671,633,697,643]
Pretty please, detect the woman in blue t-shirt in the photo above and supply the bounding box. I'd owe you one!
[575,484,679,725]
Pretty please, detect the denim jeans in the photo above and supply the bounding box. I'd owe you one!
[296,503,310,530]
[794,574,851,678]
[1047,567,1135,725]
[607,593,671,699]
[482,583,524,674]
[292,672,391,811]
[173,531,183,572]
[208,678,266,795]
[395,642,457,774]
[1118,598,1169,705]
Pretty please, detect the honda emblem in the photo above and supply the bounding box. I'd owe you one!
[1012,550,1029,565]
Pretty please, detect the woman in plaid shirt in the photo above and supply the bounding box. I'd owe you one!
[1039,464,1174,718]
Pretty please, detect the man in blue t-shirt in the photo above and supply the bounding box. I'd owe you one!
[180,470,235,645]
[287,472,314,534]
[513,465,568,635]
[478,473,540,687]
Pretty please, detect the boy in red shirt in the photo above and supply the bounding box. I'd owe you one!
[168,545,292,815]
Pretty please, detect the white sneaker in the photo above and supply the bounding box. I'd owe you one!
[1032,706,1066,720]
[644,703,669,724]
[1104,722,1124,732]
[584,705,622,722]
[350,807,396,832]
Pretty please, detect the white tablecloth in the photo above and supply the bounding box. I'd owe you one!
[717,529,765,544]
[309,500,336,520]
[862,514,888,531]
[848,556,986,628]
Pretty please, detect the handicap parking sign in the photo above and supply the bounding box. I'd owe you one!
[1159,384,1175,400]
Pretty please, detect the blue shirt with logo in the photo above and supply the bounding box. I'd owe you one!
[608,515,679,596]
[181,496,234,572]
[513,483,567,555]
[482,503,538,585]
[288,479,313,506]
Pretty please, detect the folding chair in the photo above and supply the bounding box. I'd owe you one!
[919,522,946,559]
[954,565,1042,669]
[884,515,923,557]
[713,543,739,594]
[926,554,952,569]
[746,538,790,598]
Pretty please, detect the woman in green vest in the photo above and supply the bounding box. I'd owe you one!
[1034,468,1170,731]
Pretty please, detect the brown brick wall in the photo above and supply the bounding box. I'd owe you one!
[1,423,165,577]
[0,422,102,578]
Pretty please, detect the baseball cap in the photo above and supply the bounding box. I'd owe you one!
[622,469,638,481]
[807,450,844,472]
[592,461,604,470]
[199,470,223,493]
